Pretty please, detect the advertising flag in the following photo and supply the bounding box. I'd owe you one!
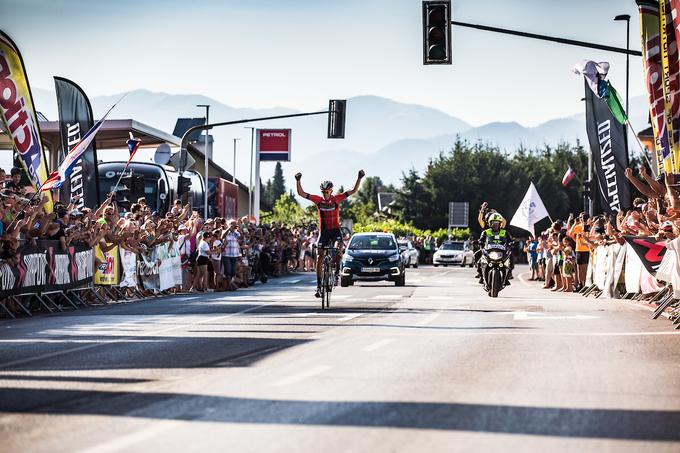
[623,235,668,276]
[0,31,52,210]
[561,166,576,186]
[584,80,632,215]
[509,182,549,236]
[54,77,100,209]
[637,0,673,173]
[666,0,680,172]
[659,0,680,173]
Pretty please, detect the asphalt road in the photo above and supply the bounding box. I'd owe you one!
[1,265,679,453]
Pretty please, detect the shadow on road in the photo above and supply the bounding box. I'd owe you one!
[0,388,677,441]
[0,337,309,372]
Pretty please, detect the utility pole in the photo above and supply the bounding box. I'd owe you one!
[614,14,631,116]
[232,138,240,184]
[244,127,256,219]
[197,104,210,219]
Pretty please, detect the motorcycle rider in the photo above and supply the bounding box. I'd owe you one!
[478,213,514,286]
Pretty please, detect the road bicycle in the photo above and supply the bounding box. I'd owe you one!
[316,244,337,309]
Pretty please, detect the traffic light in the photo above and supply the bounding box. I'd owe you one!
[327,99,346,139]
[177,175,192,195]
[583,180,592,198]
[422,1,451,65]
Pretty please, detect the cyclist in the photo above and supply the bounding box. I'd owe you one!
[295,169,365,297]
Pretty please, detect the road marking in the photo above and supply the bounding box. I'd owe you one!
[76,421,180,453]
[361,338,395,352]
[513,311,599,321]
[286,279,301,284]
[223,295,299,301]
[331,295,352,300]
[372,295,403,300]
[338,313,363,322]
[0,301,280,370]
[415,312,440,326]
[272,365,332,386]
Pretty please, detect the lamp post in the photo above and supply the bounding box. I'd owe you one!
[232,138,240,184]
[197,104,210,218]
[614,14,631,116]
[244,127,256,218]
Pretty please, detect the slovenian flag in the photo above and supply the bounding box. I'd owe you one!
[126,132,141,163]
[562,166,576,187]
[42,95,125,192]
[573,60,627,124]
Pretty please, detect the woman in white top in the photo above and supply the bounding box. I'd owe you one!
[193,231,212,292]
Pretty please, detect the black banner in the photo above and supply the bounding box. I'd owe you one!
[623,235,668,276]
[0,241,94,296]
[54,77,100,209]
[584,80,631,215]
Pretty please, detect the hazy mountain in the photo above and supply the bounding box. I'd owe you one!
[27,87,630,188]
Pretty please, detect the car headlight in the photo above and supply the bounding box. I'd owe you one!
[488,251,503,261]
[388,253,400,262]
[343,254,354,262]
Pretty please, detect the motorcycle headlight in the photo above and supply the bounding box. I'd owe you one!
[343,254,354,262]
[388,253,400,262]
[489,251,503,261]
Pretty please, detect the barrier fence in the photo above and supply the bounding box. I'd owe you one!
[0,239,187,319]
[581,236,680,327]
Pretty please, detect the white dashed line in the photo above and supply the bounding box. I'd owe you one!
[361,338,395,352]
[272,365,333,387]
[372,295,403,300]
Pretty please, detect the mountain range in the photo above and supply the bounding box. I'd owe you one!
[28,87,649,188]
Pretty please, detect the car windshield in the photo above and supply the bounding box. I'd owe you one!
[441,242,463,251]
[350,235,396,250]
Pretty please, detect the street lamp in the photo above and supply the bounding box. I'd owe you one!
[244,127,256,218]
[197,104,210,218]
[614,14,631,116]
[232,138,240,184]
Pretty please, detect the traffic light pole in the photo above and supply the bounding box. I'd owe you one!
[179,109,329,219]
[450,21,641,56]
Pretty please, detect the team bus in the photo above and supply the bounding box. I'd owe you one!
[98,162,206,216]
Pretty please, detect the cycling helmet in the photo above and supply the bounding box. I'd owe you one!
[320,180,334,191]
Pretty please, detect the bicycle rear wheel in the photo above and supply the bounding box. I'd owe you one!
[324,268,332,309]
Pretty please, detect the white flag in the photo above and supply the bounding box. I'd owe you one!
[510,182,550,236]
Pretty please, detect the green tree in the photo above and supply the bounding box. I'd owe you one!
[272,162,286,201]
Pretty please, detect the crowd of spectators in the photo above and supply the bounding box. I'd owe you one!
[520,166,680,293]
[0,166,333,312]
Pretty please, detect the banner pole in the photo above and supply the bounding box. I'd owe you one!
[624,118,653,169]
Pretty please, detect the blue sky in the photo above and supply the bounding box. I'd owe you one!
[2,0,642,127]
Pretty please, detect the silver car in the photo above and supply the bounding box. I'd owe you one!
[433,241,474,267]
[398,240,420,268]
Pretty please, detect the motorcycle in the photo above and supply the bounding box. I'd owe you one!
[479,243,512,298]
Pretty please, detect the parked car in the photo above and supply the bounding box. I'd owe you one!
[397,239,420,268]
[433,241,474,267]
[340,232,405,287]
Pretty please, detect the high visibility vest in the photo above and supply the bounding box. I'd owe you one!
[484,229,507,244]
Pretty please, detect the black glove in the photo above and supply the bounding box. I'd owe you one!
[295,173,302,181]
[358,169,365,178]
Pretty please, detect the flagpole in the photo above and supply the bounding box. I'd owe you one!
[109,159,133,196]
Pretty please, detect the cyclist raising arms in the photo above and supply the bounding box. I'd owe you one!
[295,170,365,297]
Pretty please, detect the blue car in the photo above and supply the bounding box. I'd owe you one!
[340,232,405,287]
